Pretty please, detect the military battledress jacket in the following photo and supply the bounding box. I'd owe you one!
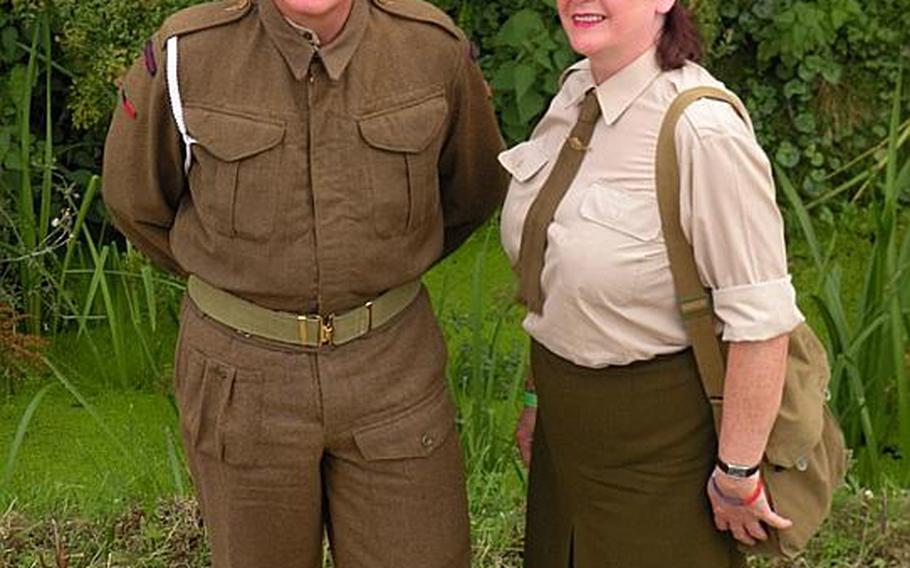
[103,0,507,315]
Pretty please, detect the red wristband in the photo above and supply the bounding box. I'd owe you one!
[711,474,764,508]
[742,478,765,507]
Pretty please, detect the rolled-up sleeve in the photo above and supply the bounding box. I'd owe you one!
[677,101,804,341]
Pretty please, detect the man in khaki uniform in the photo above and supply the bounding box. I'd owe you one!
[101,0,507,566]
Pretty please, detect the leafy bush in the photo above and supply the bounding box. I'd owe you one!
[712,0,910,205]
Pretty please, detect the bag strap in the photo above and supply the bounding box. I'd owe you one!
[655,86,750,431]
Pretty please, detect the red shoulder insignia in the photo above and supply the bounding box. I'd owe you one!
[121,88,138,120]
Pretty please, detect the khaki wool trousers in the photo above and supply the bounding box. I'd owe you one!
[173,290,470,568]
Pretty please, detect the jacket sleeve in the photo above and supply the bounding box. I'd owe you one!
[437,50,509,257]
[102,34,188,277]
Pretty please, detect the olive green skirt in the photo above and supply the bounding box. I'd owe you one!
[524,340,746,568]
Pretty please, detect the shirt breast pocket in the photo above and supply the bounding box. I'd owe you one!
[357,92,448,237]
[579,182,661,242]
[185,105,286,242]
[576,182,663,306]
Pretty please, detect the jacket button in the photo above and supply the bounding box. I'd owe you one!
[795,456,809,471]
[420,433,435,449]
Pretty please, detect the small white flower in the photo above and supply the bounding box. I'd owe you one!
[51,217,60,228]
[863,489,874,499]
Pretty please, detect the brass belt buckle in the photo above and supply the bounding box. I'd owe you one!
[298,314,335,346]
[364,301,374,331]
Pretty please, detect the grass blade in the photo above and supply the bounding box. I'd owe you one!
[141,264,158,334]
[776,164,823,268]
[164,426,186,496]
[0,382,57,491]
[40,356,135,464]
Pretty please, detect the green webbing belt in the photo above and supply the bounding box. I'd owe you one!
[655,86,751,431]
[187,275,422,348]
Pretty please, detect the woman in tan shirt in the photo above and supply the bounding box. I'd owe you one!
[500,1,803,566]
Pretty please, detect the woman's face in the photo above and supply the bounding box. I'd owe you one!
[557,0,674,60]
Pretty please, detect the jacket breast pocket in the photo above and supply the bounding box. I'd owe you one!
[185,105,286,241]
[357,93,448,237]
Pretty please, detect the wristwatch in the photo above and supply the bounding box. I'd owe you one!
[716,458,760,478]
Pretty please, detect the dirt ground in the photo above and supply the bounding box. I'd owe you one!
[1,491,908,567]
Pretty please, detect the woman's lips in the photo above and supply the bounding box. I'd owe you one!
[572,13,606,28]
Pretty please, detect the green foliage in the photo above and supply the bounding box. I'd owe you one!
[12,0,193,131]
[484,6,574,141]
[778,76,910,487]
[713,0,910,204]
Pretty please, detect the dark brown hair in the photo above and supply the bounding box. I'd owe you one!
[656,4,703,70]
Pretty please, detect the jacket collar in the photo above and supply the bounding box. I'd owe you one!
[259,0,368,81]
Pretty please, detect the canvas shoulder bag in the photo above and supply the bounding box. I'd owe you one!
[655,86,850,559]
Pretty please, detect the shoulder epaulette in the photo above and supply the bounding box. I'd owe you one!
[370,0,464,42]
[159,0,252,44]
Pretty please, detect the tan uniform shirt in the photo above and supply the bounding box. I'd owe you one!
[103,0,507,315]
[500,48,804,368]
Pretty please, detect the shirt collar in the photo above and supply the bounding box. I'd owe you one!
[561,47,662,126]
[259,0,368,81]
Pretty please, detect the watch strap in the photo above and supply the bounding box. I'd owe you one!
[716,458,760,478]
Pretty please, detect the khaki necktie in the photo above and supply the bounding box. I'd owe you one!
[517,89,602,314]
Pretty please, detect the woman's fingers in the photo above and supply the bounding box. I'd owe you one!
[729,524,756,546]
[514,407,537,468]
[518,436,532,467]
[744,520,768,541]
[759,506,793,530]
[707,478,789,546]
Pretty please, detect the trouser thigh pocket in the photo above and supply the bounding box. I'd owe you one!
[352,385,457,461]
[174,345,263,462]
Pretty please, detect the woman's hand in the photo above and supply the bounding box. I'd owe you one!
[515,405,537,467]
[707,468,792,546]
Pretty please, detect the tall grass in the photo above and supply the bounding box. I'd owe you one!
[778,73,910,487]
[437,226,527,563]
[2,5,180,391]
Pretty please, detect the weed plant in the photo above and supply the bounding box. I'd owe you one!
[436,227,527,565]
[778,73,910,486]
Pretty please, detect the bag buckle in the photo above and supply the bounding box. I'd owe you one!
[678,295,712,320]
[298,313,335,346]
